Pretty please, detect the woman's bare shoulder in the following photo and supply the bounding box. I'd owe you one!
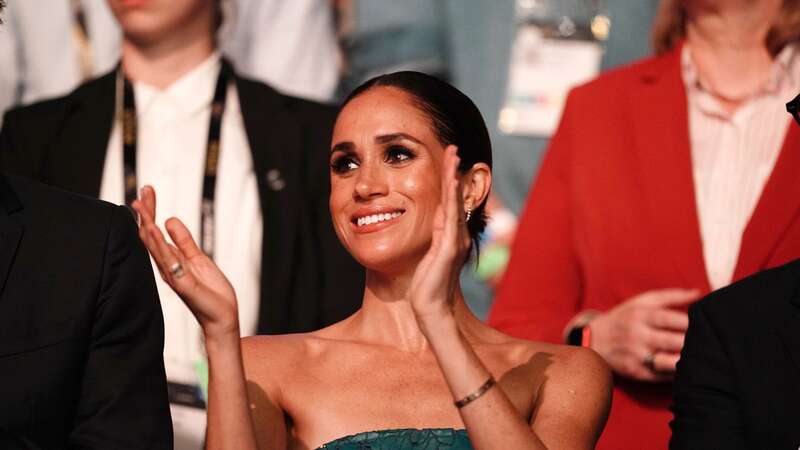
[242,330,332,366]
[483,331,611,395]
[487,333,611,441]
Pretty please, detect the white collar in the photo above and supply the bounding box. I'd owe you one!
[134,52,222,117]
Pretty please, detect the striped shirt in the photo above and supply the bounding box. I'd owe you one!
[682,44,798,290]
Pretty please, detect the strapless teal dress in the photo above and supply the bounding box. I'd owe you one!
[316,428,472,450]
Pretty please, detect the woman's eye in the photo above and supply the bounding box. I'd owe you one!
[330,156,359,174]
[385,146,415,164]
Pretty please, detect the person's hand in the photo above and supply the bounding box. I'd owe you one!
[408,146,471,331]
[132,185,239,341]
[588,288,699,381]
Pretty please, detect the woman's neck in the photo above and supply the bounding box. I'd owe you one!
[121,29,215,90]
[685,1,778,109]
[350,270,484,353]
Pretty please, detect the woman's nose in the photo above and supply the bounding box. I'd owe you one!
[354,163,389,200]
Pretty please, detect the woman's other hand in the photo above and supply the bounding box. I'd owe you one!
[408,146,471,330]
[588,288,698,381]
[132,185,240,341]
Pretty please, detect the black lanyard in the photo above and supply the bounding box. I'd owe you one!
[120,65,230,259]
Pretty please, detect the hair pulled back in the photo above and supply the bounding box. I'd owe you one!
[341,71,493,254]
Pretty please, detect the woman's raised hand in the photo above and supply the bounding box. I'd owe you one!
[132,186,240,340]
[408,146,472,328]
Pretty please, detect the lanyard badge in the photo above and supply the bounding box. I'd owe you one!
[499,0,610,137]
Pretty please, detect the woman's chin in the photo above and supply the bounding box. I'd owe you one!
[349,242,426,275]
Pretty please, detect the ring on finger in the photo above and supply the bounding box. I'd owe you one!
[168,262,185,279]
[643,352,656,371]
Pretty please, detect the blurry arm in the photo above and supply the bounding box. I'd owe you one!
[69,205,172,449]
[488,93,583,342]
[669,300,746,450]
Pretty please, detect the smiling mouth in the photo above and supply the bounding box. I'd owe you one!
[353,210,405,228]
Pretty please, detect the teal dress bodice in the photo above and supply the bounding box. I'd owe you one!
[316,428,473,450]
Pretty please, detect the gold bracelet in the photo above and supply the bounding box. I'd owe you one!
[454,376,496,409]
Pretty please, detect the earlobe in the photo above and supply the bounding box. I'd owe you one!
[461,163,492,207]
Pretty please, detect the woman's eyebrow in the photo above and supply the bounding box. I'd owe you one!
[330,141,354,154]
[375,133,423,145]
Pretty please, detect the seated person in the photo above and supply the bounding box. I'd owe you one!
[670,258,800,449]
[133,72,613,450]
[670,100,800,450]
[0,2,363,444]
[0,172,172,449]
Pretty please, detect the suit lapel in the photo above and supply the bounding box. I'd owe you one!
[44,71,116,197]
[234,67,302,332]
[0,177,23,297]
[734,123,800,281]
[631,45,710,292]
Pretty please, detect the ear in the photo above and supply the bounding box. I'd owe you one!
[460,162,492,210]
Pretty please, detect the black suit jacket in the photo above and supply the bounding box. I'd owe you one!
[0,60,365,334]
[670,259,800,450]
[0,174,172,449]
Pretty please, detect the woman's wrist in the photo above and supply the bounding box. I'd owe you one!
[416,307,458,339]
[203,325,241,355]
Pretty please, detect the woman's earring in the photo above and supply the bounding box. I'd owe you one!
[465,205,472,223]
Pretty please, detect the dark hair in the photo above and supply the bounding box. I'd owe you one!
[341,71,493,256]
[0,0,5,24]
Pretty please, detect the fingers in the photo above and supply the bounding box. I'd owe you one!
[647,308,689,331]
[652,352,680,373]
[640,288,700,307]
[146,220,183,281]
[637,347,678,380]
[139,185,157,221]
[439,146,457,209]
[646,329,685,353]
[165,217,204,260]
[435,146,460,258]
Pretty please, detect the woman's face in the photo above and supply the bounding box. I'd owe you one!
[329,87,448,274]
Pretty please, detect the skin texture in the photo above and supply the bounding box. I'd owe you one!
[586,0,782,380]
[133,87,612,450]
[107,0,217,89]
[107,0,215,48]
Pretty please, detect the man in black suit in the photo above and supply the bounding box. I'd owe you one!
[669,259,800,449]
[0,1,363,446]
[0,173,173,449]
[670,95,800,450]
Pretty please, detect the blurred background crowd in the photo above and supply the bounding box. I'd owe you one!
[3,0,799,449]
[0,0,659,317]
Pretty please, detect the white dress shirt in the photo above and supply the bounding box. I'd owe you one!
[1,0,337,124]
[682,44,799,290]
[100,54,262,385]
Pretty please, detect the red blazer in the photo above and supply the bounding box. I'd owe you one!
[488,44,800,450]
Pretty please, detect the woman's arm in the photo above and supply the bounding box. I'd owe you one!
[410,148,610,449]
[132,186,270,450]
[424,319,611,449]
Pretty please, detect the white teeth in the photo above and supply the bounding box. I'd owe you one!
[356,211,403,227]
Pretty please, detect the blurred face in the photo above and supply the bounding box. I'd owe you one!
[682,0,781,14]
[106,0,214,45]
[329,87,447,274]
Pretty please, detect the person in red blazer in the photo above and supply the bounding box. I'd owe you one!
[488,0,800,448]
